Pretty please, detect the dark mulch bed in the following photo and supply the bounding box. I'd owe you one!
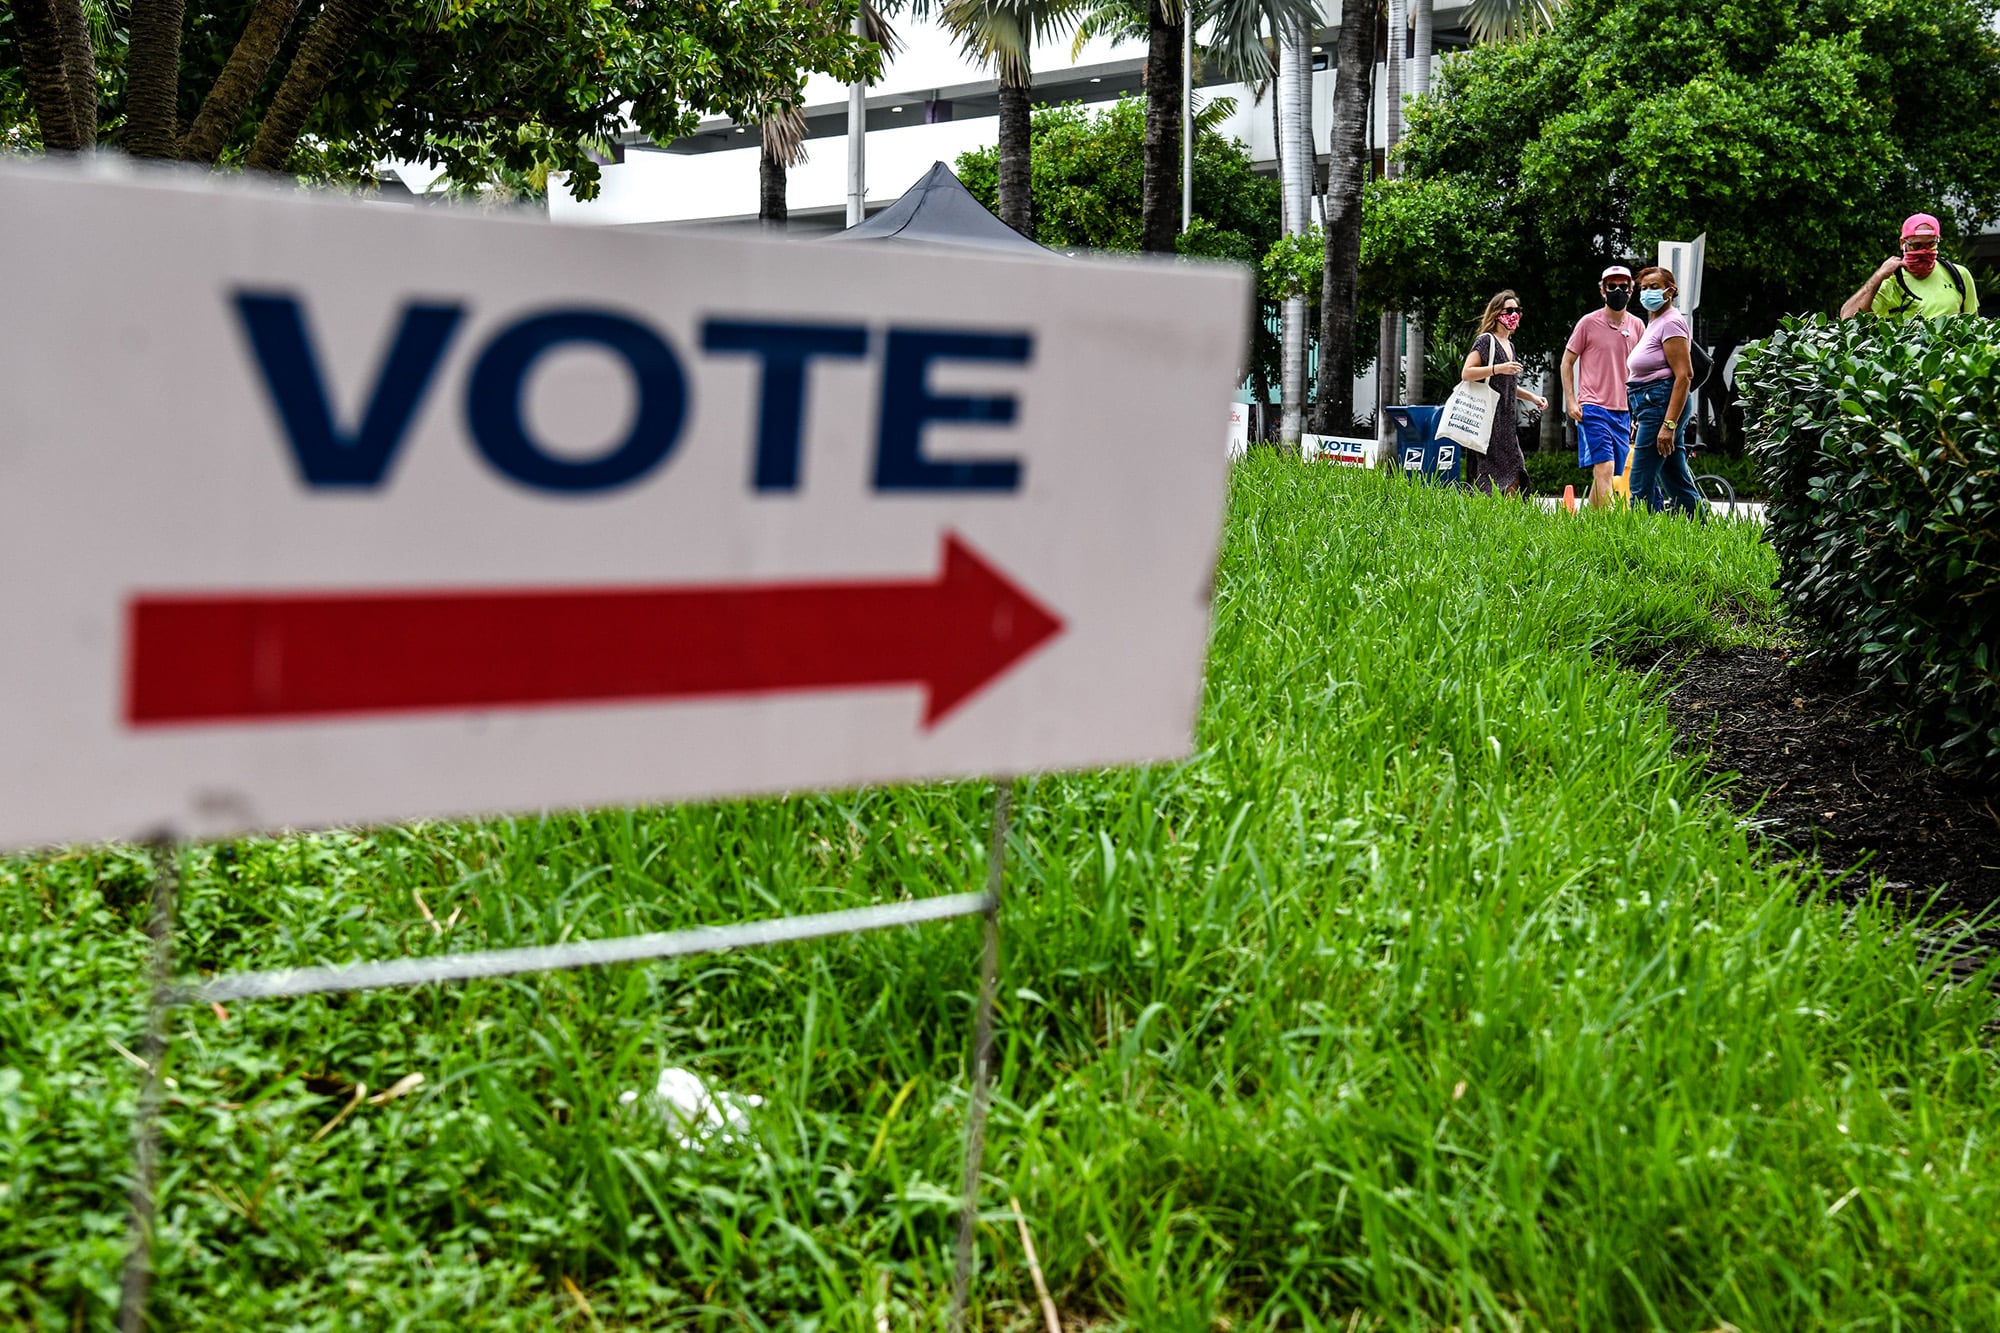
[1654,646,2000,921]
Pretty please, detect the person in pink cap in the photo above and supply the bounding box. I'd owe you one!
[1840,213,1980,319]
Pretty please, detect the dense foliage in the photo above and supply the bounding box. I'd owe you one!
[1360,0,2000,372]
[956,96,1277,258]
[0,0,877,198]
[958,96,1283,394]
[1739,314,2000,774]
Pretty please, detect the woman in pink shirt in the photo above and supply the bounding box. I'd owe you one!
[1625,266,1705,521]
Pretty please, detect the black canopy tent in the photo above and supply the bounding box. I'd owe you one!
[826,161,1051,254]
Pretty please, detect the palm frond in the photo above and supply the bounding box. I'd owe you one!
[941,0,1087,87]
[859,1,907,59]
[760,100,810,168]
[1069,0,1147,62]
[1198,0,1321,86]
[1192,91,1238,134]
[1461,0,1562,44]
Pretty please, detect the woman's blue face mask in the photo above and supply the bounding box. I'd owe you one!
[1639,288,1670,312]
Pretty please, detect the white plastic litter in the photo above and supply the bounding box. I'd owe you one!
[617,1066,763,1149]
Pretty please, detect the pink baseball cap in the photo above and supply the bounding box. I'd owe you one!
[1601,264,1633,281]
[1901,212,1941,239]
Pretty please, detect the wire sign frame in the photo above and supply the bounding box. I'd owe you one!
[117,785,1014,1332]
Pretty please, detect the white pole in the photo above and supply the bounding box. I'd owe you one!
[846,14,867,228]
[1401,0,1430,405]
[1181,9,1193,233]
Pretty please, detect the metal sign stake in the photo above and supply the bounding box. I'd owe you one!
[950,780,1014,1329]
[117,834,182,1333]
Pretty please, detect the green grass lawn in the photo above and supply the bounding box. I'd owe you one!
[5,461,1996,1330]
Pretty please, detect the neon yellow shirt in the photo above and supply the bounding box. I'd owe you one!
[1870,261,1980,318]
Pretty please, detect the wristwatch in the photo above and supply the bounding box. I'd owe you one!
[1662,418,1678,429]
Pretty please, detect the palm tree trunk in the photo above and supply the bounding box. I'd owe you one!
[1404,315,1426,404]
[126,0,187,159]
[1277,16,1309,450]
[11,0,81,151]
[1313,0,1376,434]
[1139,0,1184,254]
[181,0,301,164]
[1294,14,1316,210]
[1410,0,1433,99]
[996,76,1033,235]
[1292,13,1316,427]
[1376,0,1404,423]
[760,142,789,229]
[243,0,382,172]
[54,0,96,149]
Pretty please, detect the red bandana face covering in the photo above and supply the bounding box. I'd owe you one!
[1904,248,1939,279]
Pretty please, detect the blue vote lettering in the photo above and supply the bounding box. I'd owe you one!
[236,296,1028,495]
[467,311,688,493]
[701,320,869,491]
[875,330,1031,492]
[234,292,463,488]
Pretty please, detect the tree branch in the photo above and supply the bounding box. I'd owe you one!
[126,0,188,157]
[180,0,303,163]
[244,0,383,173]
[10,0,80,151]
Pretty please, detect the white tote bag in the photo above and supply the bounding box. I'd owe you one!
[1436,333,1504,454]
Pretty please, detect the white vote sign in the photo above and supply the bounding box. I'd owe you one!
[1658,233,1706,314]
[0,162,1248,848]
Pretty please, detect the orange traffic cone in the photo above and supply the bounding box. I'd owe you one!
[1562,484,1577,514]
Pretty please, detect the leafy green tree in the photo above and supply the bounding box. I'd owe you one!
[0,0,880,199]
[958,96,1275,249]
[957,95,1283,393]
[1359,0,2000,432]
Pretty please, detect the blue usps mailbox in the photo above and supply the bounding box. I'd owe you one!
[1383,405,1459,485]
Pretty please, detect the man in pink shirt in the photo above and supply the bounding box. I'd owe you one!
[1561,265,1645,509]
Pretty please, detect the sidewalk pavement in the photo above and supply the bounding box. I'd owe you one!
[1530,496,1767,523]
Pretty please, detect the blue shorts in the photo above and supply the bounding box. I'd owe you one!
[1577,404,1631,471]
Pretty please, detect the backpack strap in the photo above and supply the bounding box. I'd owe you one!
[1893,261,1971,312]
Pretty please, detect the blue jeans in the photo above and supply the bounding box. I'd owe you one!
[1626,380,1706,521]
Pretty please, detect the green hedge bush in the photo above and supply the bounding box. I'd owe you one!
[1738,315,2000,775]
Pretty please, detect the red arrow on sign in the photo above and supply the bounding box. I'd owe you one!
[126,532,1062,729]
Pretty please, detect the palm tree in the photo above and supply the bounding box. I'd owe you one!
[1276,7,1313,448]
[1310,0,1375,434]
[941,0,1085,234]
[1119,0,1316,253]
[759,98,808,229]
[1312,0,1564,431]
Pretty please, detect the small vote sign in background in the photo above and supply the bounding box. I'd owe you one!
[0,162,1248,848]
